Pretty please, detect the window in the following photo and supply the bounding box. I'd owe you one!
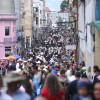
[36,8,38,12]
[40,10,42,14]
[40,19,42,24]
[36,17,38,24]
[5,47,11,57]
[5,27,10,36]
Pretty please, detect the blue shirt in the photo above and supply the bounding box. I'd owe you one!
[12,89,31,100]
[32,78,39,99]
[51,69,57,75]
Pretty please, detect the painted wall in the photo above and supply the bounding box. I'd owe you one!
[94,28,100,66]
[78,2,85,64]
[0,15,16,58]
[85,0,95,68]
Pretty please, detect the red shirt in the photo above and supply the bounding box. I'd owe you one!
[41,88,64,100]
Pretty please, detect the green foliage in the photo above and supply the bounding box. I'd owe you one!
[60,0,69,11]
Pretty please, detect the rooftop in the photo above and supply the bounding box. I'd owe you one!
[58,9,68,13]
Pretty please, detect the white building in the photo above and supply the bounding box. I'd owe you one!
[49,8,58,28]
[33,0,44,39]
[78,0,95,71]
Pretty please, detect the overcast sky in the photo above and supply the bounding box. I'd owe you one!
[46,0,62,11]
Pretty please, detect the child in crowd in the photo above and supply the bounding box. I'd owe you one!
[73,79,92,100]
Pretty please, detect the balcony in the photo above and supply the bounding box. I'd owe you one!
[4,38,12,42]
[0,14,16,21]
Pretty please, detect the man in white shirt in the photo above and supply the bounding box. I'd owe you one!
[69,70,76,82]
[65,65,71,81]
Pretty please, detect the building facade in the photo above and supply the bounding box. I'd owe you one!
[22,0,33,48]
[57,9,69,26]
[0,0,17,58]
[33,0,44,39]
[14,0,23,54]
[77,0,100,71]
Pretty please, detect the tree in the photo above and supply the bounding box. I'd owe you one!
[60,0,69,11]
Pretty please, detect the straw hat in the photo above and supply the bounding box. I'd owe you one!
[4,72,26,83]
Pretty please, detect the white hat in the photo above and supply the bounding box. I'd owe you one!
[36,61,41,64]
[23,60,27,63]
[28,59,31,61]
[43,68,47,72]
[18,59,23,62]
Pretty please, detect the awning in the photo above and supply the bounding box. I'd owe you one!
[94,21,100,32]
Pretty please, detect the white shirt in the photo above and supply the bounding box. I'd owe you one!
[66,70,71,81]
[69,75,76,82]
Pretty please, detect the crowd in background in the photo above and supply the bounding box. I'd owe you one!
[0,46,100,100]
[0,29,100,100]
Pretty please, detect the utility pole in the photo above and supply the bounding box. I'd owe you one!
[43,0,45,27]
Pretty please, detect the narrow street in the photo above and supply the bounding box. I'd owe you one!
[0,0,100,100]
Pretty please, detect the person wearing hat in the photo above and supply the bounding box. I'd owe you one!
[0,76,13,100]
[16,59,23,71]
[4,72,31,100]
[9,60,16,71]
[81,67,87,78]
[50,65,57,75]
[23,61,28,70]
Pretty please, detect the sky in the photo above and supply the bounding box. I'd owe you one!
[45,0,63,11]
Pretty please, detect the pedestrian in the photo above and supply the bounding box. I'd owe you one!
[66,72,81,100]
[9,60,16,71]
[31,65,41,84]
[93,80,100,100]
[23,61,28,70]
[87,67,92,80]
[20,70,33,99]
[81,67,87,78]
[92,69,100,83]
[0,75,13,100]
[69,70,76,82]
[50,65,57,75]
[4,72,31,100]
[41,73,64,100]
[92,65,99,83]
[40,71,48,90]
[73,79,92,100]
[29,71,39,99]
[65,64,71,81]
[16,59,23,71]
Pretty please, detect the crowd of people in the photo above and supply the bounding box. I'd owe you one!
[0,28,100,100]
[0,47,100,100]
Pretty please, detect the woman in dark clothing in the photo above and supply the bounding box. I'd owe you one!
[40,71,47,90]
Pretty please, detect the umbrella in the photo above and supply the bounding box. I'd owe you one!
[8,56,16,60]
[0,57,9,60]
[63,57,68,60]
[11,55,21,59]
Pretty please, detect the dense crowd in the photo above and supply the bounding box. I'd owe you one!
[0,28,100,100]
[0,47,100,100]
